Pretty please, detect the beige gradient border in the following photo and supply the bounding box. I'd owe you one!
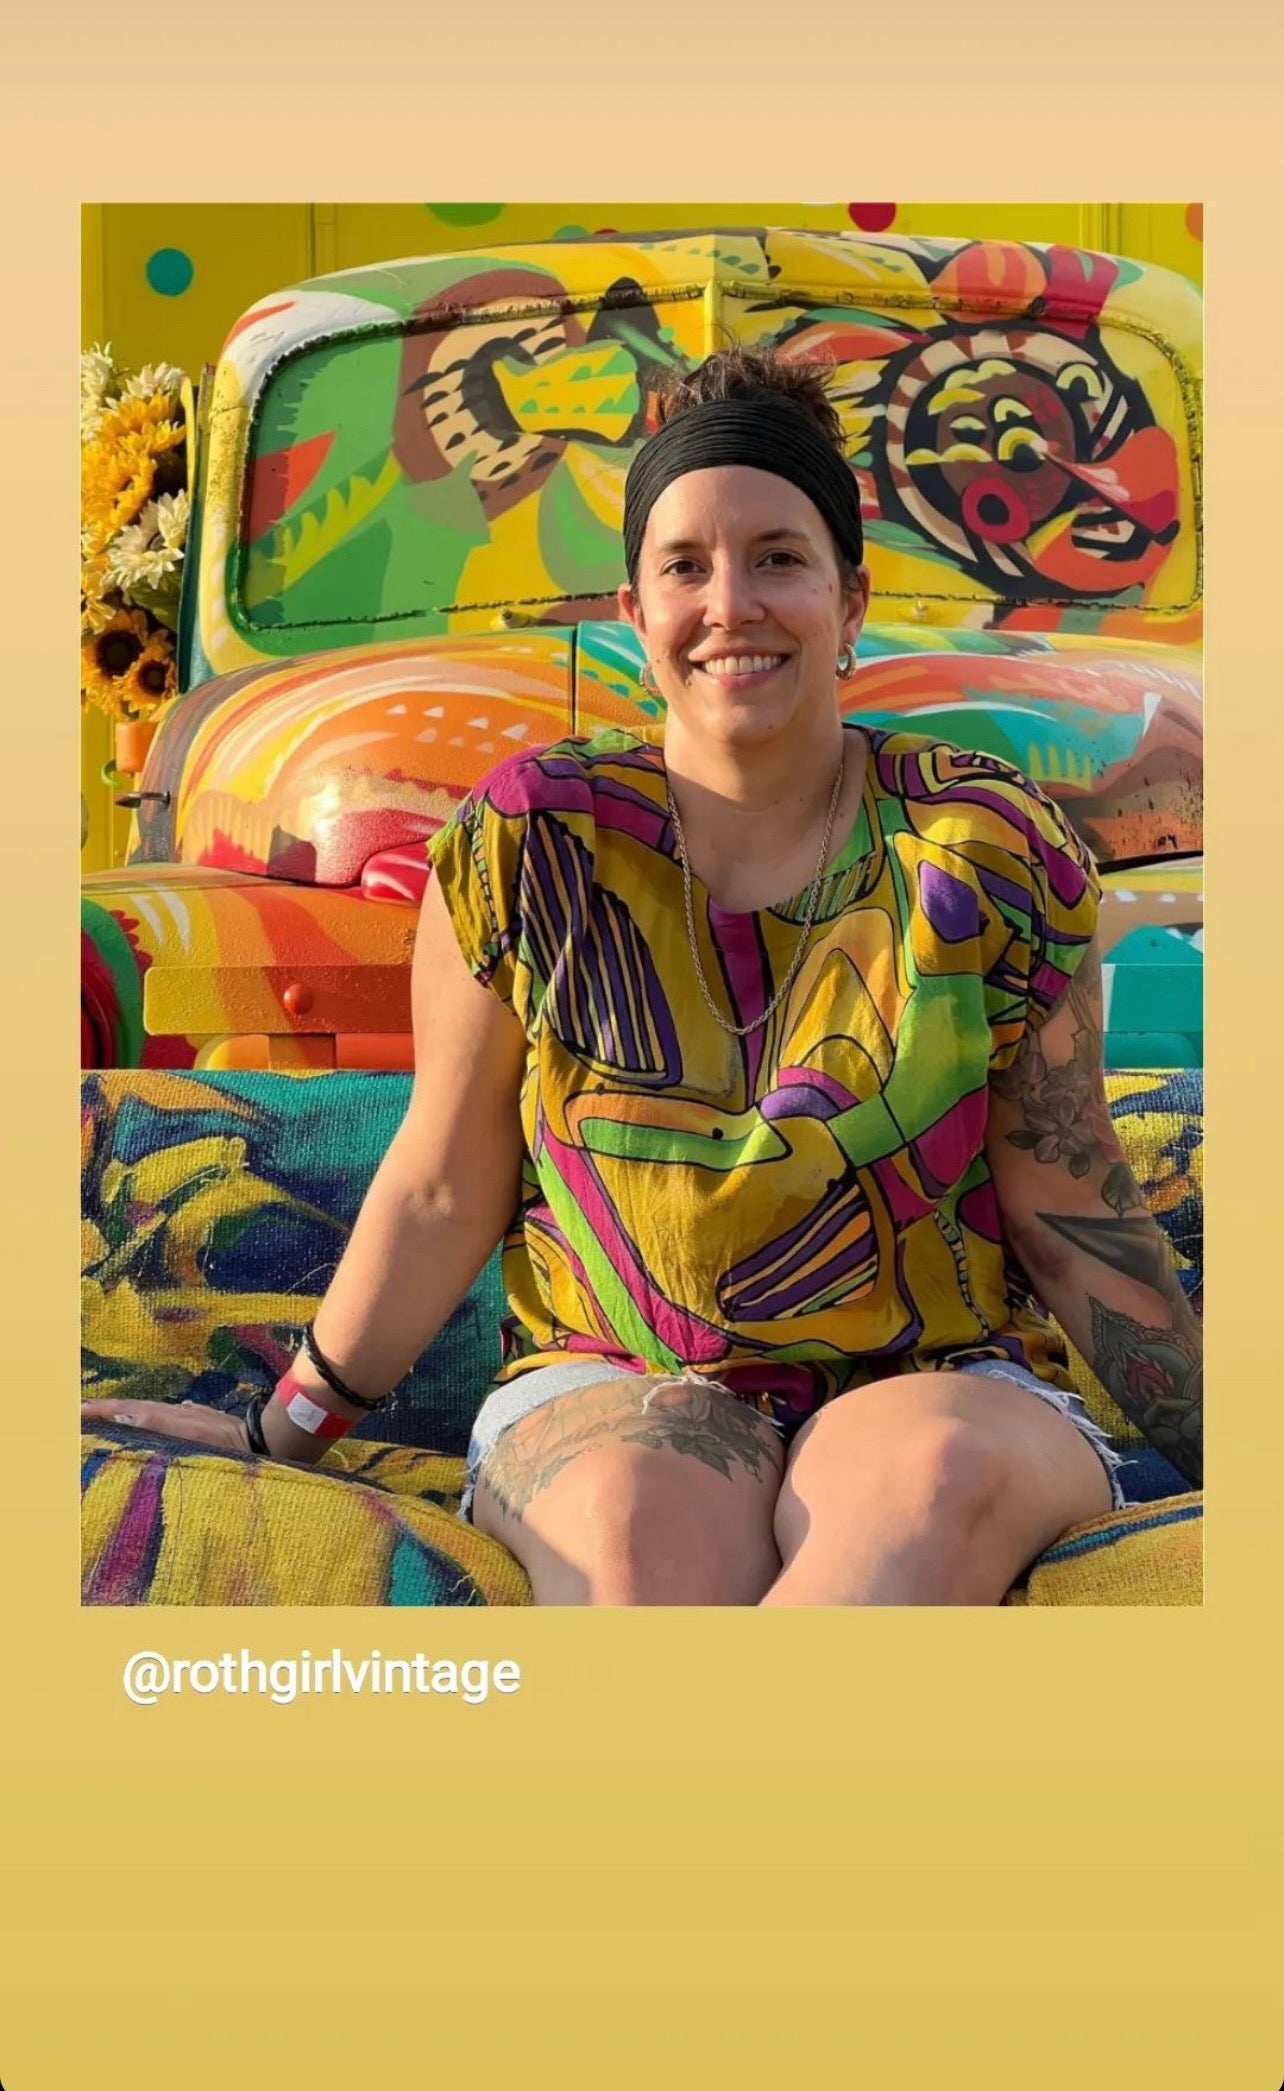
[3,14,1282,2086]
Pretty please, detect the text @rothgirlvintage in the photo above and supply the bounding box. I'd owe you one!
[122,1649,522,1707]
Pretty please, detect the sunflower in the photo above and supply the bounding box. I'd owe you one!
[120,629,177,715]
[81,547,124,637]
[82,439,155,553]
[81,607,151,718]
[99,393,185,456]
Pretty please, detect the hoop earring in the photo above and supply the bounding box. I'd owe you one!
[639,661,660,698]
[836,644,858,680]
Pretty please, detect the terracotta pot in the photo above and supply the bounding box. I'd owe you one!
[114,716,157,777]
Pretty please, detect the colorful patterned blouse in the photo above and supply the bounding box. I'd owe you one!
[428,728,1100,1426]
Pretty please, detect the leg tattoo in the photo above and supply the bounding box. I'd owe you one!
[479,1377,785,1522]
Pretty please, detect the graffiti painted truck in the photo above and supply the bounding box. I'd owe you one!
[81,229,1202,1073]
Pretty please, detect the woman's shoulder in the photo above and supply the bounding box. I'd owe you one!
[468,729,658,824]
[864,727,1085,863]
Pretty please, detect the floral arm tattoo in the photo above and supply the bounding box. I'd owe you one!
[990,945,1203,1486]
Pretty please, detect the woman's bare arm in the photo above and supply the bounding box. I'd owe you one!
[984,941,1202,1486]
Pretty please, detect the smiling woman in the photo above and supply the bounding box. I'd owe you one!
[87,346,1201,1606]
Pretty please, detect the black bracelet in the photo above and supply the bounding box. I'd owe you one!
[301,1322,390,1412]
[243,1392,272,1456]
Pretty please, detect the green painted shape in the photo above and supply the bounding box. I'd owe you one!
[538,453,633,593]
[81,898,145,1066]
[537,1149,680,1371]
[829,976,988,1165]
[426,203,506,227]
[294,251,568,314]
[579,1116,789,1171]
[253,336,403,510]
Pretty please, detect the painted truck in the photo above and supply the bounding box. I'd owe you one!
[81,228,1202,1072]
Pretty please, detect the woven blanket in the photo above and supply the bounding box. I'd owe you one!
[82,1068,1203,1604]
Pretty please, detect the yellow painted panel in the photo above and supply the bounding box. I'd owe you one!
[91,204,312,376]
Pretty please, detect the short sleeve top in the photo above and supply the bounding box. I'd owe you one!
[428,727,1101,1425]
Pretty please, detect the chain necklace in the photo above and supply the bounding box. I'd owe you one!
[664,751,846,1038]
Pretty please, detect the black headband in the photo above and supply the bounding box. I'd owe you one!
[622,396,864,585]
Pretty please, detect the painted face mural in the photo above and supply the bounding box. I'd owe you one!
[879,329,1180,597]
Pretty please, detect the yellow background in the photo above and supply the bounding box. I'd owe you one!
[9,6,1280,2081]
[80,200,1203,872]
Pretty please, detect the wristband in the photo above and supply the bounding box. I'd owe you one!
[243,1392,271,1456]
[272,1365,355,1442]
[302,1321,390,1412]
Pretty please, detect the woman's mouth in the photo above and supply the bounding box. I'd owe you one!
[693,653,788,689]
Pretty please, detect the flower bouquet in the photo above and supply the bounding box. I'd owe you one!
[80,346,190,767]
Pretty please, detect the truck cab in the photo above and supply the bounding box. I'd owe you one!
[81,227,1202,1071]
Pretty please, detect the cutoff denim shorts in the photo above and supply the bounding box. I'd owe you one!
[458,1355,1127,1522]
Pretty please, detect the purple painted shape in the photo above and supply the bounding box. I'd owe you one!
[918,860,982,944]
[484,748,592,819]
[1030,957,1072,1011]
[708,906,769,1097]
[957,1177,1002,1244]
[868,1155,937,1228]
[763,1067,855,1121]
[85,1453,166,1603]
[907,1088,988,1199]
[761,1082,844,1123]
[1040,839,1091,906]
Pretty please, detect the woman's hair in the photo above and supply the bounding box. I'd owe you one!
[635,346,860,583]
[648,345,846,458]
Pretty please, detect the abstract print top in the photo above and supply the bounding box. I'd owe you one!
[428,728,1101,1427]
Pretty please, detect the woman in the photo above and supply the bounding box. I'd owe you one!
[86,350,1202,1604]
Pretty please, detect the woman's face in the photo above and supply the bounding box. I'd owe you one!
[619,464,869,750]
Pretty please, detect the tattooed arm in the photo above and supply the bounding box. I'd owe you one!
[985,940,1202,1486]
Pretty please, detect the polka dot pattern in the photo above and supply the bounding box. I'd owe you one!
[145,247,194,297]
[425,203,505,227]
[847,203,897,232]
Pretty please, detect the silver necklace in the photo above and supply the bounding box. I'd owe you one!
[664,751,846,1038]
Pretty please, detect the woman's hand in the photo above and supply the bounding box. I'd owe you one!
[80,1397,252,1454]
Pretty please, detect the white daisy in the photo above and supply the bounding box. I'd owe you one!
[153,488,189,551]
[80,342,122,438]
[119,360,186,404]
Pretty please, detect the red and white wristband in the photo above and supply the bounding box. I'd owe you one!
[242,1326,393,1457]
[272,1366,354,1441]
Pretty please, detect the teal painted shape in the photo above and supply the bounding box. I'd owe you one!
[146,247,194,296]
[388,1531,481,1606]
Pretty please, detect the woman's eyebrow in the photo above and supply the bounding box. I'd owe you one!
[653,527,814,554]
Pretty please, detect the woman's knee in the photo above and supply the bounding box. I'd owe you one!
[475,1380,784,1603]
[778,1391,1015,1553]
[555,1444,778,1601]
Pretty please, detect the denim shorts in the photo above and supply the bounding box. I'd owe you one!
[458,1355,1127,1522]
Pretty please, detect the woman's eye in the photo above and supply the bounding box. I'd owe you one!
[763,549,803,567]
[661,558,701,576]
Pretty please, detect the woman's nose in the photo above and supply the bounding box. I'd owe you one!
[702,558,764,627]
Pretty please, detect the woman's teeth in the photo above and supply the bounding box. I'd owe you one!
[699,655,784,678]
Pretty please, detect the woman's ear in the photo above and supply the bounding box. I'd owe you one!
[618,581,645,637]
[841,565,871,650]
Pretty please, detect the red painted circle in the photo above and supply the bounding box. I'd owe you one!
[1185,202,1203,242]
[847,203,897,232]
[961,477,1031,545]
[283,983,314,1017]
